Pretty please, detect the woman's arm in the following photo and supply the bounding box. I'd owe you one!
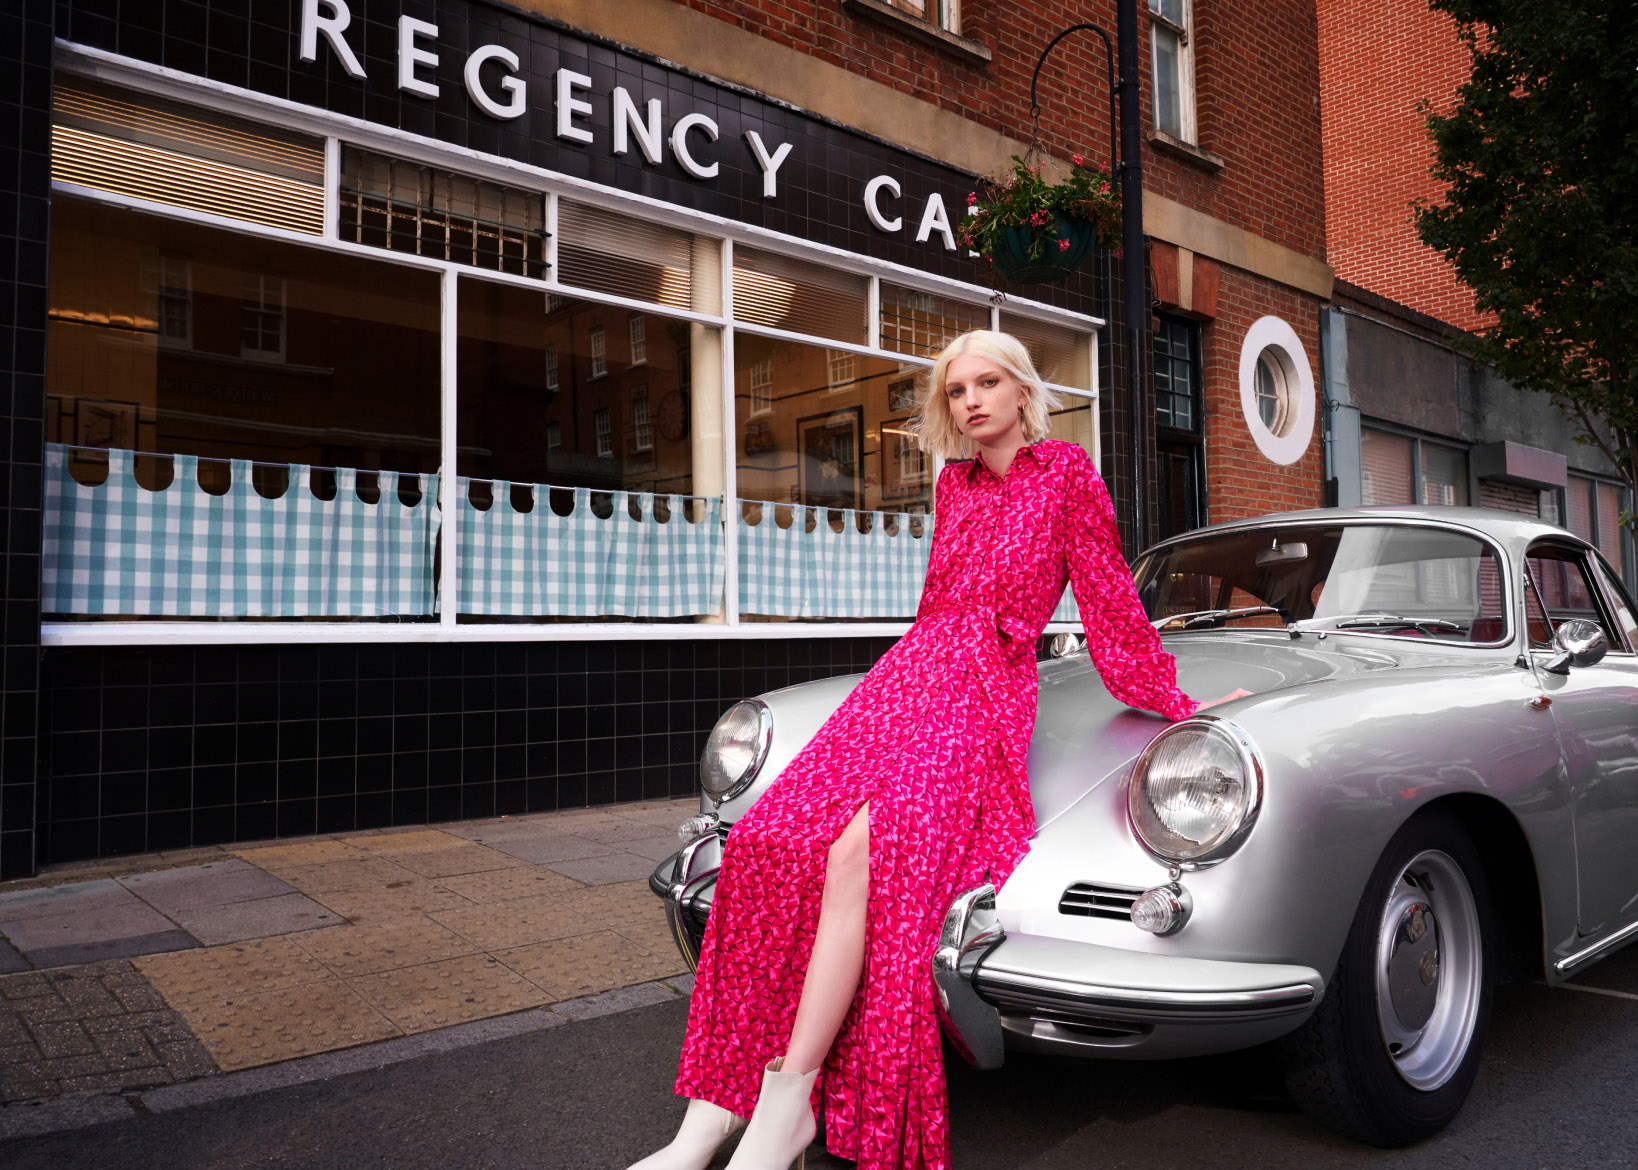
[1063,447,1201,721]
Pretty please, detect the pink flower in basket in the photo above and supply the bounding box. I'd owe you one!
[1058,238,1072,252]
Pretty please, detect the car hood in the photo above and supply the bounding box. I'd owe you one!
[715,629,1498,829]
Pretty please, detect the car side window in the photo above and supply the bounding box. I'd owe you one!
[1525,544,1617,649]
[1590,552,1638,652]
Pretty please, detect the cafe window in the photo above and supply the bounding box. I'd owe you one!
[43,197,441,620]
[41,78,1106,638]
[1361,425,1467,507]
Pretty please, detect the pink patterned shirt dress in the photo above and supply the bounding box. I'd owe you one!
[675,439,1199,1169]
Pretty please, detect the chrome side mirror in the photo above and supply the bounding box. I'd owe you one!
[1048,632,1084,659]
[1545,618,1608,675]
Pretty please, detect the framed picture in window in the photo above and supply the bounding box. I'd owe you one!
[887,376,920,414]
[76,399,139,452]
[796,407,863,511]
[880,416,927,502]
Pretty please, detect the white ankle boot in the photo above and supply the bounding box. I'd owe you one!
[722,1056,818,1170]
[626,1097,746,1170]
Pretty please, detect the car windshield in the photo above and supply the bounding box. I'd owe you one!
[1131,523,1509,645]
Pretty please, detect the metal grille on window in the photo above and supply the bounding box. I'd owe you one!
[52,78,325,234]
[878,282,987,358]
[338,149,548,278]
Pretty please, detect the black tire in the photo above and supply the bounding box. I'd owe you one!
[1278,812,1493,1146]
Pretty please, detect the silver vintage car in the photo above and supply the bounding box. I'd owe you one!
[650,505,1638,1146]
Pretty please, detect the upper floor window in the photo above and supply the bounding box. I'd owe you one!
[594,407,612,457]
[628,314,647,366]
[145,255,192,347]
[545,344,559,392]
[589,326,607,379]
[1149,0,1196,142]
[750,357,774,415]
[241,272,286,361]
[633,393,653,452]
[884,0,960,34]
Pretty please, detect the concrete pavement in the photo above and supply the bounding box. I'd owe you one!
[0,798,698,1108]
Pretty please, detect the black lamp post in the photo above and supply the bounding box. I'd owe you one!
[1027,0,1147,554]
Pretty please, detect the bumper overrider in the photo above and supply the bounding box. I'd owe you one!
[651,834,1325,1065]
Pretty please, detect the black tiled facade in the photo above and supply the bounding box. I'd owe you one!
[0,1,53,879]
[6,0,1121,872]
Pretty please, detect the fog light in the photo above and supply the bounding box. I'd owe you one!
[677,813,719,841]
[1130,884,1192,935]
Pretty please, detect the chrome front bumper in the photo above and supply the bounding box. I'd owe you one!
[649,849,1325,1066]
[941,883,1326,1065]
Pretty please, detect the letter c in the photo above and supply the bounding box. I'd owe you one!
[864,175,902,233]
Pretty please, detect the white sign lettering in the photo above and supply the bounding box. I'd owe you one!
[744,131,793,199]
[298,0,366,80]
[612,87,664,164]
[864,175,902,233]
[556,69,595,145]
[397,16,440,99]
[671,113,720,180]
[464,45,525,120]
[915,192,956,251]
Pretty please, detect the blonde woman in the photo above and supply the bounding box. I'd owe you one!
[629,330,1243,1170]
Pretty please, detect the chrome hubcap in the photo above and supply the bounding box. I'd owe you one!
[1374,850,1481,1090]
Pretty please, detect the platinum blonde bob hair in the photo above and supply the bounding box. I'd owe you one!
[912,330,1062,460]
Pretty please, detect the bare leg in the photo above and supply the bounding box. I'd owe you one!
[783,802,872,1075]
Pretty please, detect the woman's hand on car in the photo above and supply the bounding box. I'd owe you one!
[1194,688,1254,712]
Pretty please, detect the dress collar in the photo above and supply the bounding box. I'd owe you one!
[966,441,1057,482]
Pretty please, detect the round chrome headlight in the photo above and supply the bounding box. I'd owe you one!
[1127,718,1263,867]
[700,700,773,803]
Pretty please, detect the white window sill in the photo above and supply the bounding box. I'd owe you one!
[1148,129,1225,173]
[839,0,992,65]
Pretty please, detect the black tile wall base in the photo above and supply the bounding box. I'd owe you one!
[36,637,896,867]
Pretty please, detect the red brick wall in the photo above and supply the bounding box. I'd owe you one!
[1201,268,1327,522]
[1317,0,1485,330]
[668,0,1327,263]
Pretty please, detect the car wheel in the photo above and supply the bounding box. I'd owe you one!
[1279,812,1492,1146]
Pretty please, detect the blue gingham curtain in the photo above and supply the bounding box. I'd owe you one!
[457,481,723,617]
[735,500,1082,622]
[737,503,933,618]
[41,443,440,617]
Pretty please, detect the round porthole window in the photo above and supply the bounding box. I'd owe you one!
[1238,316,1314,465]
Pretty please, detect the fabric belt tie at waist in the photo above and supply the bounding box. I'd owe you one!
[916,599,1037,820]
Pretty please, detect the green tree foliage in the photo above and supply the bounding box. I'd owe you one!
[1413,0,1637,529]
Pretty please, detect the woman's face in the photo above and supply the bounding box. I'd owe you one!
[944,351,1027,448]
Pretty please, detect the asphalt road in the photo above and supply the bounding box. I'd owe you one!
[7,946,1638,1170]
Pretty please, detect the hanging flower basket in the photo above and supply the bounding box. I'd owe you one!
[990,214,1099,284]
[960,153,1121,287]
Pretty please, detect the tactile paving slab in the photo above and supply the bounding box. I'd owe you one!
[307,878,471,923]
[347,954,549,1033]
[348,829,469,856]
[429,895,591,952]
[233,839,366,871]
[171,893,342,946]
[135,937,333,1006]
[436,866,581,905]
[388,843,525,880]
[496,931,686,1001]
[179,978,400,1071]
[294,917,479,978]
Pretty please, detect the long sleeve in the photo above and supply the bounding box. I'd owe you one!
[1063,448,1200,721]
[915,463,958,622]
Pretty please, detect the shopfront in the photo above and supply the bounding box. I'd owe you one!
[9,0,1109,871]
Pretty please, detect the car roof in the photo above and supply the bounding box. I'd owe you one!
[1146,504,1594,564]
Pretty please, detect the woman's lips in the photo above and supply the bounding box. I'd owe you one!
[967,414,989,426]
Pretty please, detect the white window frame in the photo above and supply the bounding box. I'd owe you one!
[588,325,607,379]
[749,357,774,416]
[632,393,652,452]
[546,420,561,451]
[544,343,559,392]
[826,348,857,392]
[240,271,286,361]
[43,47,1107,646]
[884,0,960,34]
[594,407,612,457]
[146,254,192,347]
[628,313,647,366]
[1148,0,1197,144]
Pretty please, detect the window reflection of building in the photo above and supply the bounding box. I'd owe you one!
[628,315,647,366]
[589,326,607,379]
[240,273,285,361]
